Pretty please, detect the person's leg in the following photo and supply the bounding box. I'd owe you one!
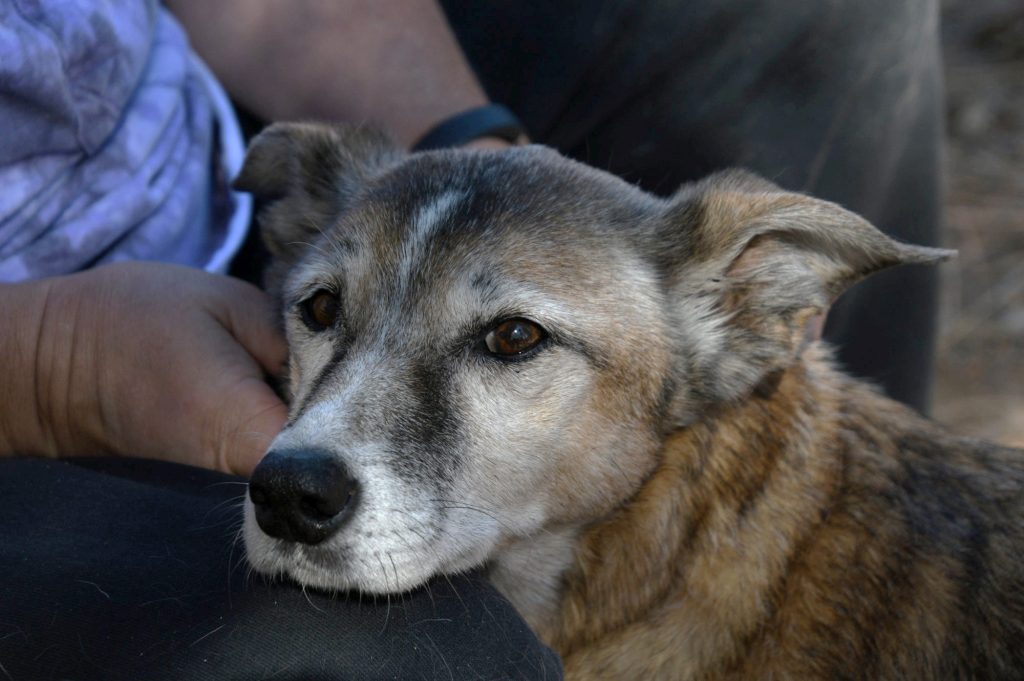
[0,458,562,681]
[443,0,944,412]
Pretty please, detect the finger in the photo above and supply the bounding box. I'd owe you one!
[214,277,289,378]
[217,378,289,477]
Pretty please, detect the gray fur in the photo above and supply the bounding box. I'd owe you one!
[237,123,950,602]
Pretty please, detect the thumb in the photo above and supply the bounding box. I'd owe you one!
[214,277,289,378]
[214,376,289,477]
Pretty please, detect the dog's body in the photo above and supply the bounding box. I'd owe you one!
[236,123,1024,680]
[540,351,1024,679]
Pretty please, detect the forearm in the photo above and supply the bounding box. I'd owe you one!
[166,0,490,148]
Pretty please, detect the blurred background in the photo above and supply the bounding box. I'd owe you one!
[935,0,1024,446]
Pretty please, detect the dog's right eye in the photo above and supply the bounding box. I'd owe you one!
[299,290,339,331]
[484,318,546,358]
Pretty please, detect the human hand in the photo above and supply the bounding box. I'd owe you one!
[0,262,287,476]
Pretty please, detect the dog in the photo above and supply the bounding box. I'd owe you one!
[235,122,1024,680]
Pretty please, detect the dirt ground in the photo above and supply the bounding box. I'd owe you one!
[934,0,1024,446]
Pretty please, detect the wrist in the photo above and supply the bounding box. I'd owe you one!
[413,104,529,151]
[0,279,58,456]
[0,272,116,459]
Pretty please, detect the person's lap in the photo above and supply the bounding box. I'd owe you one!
[0,458,561,680]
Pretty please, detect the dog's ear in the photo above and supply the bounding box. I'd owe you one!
[234,122,402,268]
[657,169,953,419]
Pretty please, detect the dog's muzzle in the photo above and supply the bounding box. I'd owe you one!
[248,448,359,545]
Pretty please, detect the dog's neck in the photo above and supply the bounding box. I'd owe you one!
[489,525,582,637]
[495,346,856,674]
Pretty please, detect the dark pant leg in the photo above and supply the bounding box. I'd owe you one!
[443,0,945,412]
[0,458,562,681]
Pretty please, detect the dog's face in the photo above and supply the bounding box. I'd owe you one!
[236,123,949,594]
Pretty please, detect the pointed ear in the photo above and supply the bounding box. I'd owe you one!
[233,122,402,268]
[658,169,953,418]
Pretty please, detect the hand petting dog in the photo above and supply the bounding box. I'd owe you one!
[0,262,288,476]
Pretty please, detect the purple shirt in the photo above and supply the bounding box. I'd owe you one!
[0,0,250,282]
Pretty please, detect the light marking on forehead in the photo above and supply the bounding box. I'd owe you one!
[396,190,466,292]
[414,190,464,233]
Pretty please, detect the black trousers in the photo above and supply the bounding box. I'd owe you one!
[3,1,943,678]
[0,458,562,680]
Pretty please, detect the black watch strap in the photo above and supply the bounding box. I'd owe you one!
[412,104,526,151]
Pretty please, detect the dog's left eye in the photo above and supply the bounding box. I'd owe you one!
[484,318,546,358]
[299,290,340,331]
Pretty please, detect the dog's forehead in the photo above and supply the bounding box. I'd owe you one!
[293,147,658,308]
[352,148,639,244]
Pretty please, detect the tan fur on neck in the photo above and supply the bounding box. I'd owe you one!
[540,346,839,678]
[489,340,987,680]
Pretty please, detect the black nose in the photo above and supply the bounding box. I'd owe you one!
[248,449,359,545]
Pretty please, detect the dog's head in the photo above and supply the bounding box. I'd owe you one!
[235,122,950,593]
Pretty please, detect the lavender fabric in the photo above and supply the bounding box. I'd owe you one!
[0,0,244,282]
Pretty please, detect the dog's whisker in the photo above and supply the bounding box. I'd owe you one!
[375,552,392,635]
[438,571,470,618]
[284,238,333,261]
[199,493,248,523]
[227,525,248,598]
[310,220,351,262]
[428,499,521,535]
[300,583,326,614]
[387,552,401,596]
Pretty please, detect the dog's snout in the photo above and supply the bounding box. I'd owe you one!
[249,449,359,545]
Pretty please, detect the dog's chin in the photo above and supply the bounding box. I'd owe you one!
[242,504,498,595]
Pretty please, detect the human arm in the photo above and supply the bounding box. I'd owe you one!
[164,0,508,149]
[0,262,288,476]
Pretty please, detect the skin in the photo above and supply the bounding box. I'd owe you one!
[164,0,505,148]
[0,2,512,476]
[0,263,288,475]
